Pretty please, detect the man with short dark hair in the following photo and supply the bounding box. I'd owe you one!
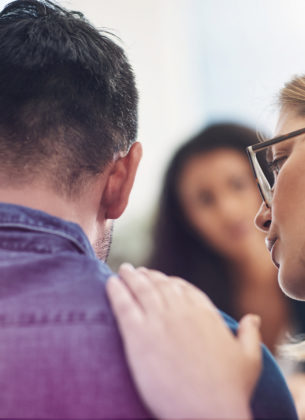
[0,0,299,418]
[0,1,146,417]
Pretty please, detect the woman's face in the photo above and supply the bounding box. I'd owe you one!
[255,109,305,299]
[178,148,262,259]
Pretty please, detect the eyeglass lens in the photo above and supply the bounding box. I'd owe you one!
[255,148,275,188]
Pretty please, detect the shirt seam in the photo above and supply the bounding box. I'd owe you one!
[0,222,91,256]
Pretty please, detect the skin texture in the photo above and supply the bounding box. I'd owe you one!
[106,264,262,420]
[255,109,305,299]
[178,149,264,260]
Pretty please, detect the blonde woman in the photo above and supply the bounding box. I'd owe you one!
[107,75,305,419]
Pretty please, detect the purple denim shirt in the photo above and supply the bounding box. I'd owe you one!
[0,203,297,419]
[0,203,149,418]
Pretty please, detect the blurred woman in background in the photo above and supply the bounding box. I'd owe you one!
[148,123,305,354]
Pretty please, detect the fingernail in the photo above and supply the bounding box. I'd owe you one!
[108,275,119,282]
[250,314,261,328]
[106,275,120,291]
[119,262,135,271]
[137,266,148,272]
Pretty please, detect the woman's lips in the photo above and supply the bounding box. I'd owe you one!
[270,240,280,269]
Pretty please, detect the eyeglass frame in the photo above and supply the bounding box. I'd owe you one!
[246,127,305,208]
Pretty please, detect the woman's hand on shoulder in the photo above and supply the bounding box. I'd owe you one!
[106,263,262,420]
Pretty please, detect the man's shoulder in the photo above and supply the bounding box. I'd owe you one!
[0,253,150,418]
[0,251,116,328]
[57,251,114,284]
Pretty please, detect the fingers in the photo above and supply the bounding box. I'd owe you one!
[137,267,187,307]
[120,265,219,314]
[134,267,206,309]
[238,314,262,375]
[137,267,169,282]
[106,275,144,331]
[113,264,222,325]
[118,263,164,312]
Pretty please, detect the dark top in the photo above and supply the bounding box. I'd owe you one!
[0,203,297,419]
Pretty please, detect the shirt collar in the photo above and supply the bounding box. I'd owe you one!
[0,202,95,257]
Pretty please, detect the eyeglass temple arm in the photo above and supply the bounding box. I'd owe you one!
[252,127,305,152]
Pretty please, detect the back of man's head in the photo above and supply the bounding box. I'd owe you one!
[0,0,138,196]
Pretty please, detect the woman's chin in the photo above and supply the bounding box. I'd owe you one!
[278,265,305,301]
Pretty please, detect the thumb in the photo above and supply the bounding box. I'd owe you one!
[238,314,262,368]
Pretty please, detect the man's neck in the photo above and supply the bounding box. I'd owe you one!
[0,186,99,242]
[0,186,78,221]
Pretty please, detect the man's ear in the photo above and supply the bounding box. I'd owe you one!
[102,142,142,219]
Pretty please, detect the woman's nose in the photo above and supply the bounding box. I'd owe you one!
[254,202,272,232]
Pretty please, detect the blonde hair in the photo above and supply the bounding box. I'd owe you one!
[279,74,305,111]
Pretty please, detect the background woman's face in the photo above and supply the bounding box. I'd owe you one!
[255,109,305,299]
[178,148,262,259]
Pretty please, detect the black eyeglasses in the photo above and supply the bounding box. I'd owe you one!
[246,127,305,207]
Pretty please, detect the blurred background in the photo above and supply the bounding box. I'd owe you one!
[57,0,305,270]
[1,0,305,269]
[1,0,305,411]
